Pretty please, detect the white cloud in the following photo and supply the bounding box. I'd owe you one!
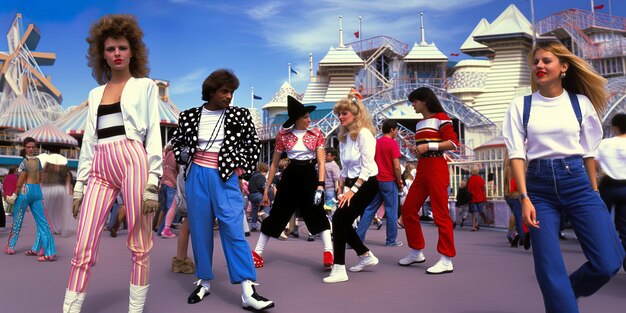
[246,1,285,21]
[170,68,207,95]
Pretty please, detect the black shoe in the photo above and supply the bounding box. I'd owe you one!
[511,235,520,248]
[452,222,457,229]
[307,234,315,242]
[523,232,531,250]
[188,284,210,304]
[245,232,251,237]
[559,232,567,240]
[242,286,274,311]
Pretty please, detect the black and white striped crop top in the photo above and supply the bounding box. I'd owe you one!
[97,102,127,143]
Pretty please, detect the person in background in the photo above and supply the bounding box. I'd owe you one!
[323,147,341,219]
[41,160,74,237]
[247,162,269,232]
[356,119,404,247]
[3,166,18,216]
[596,112,626,271]
[154,143,178,237]
[170,165,195,274]
[64,15,162,313]
[5,137,56,261]
[503,40,624,313]
[454,179,470,228]
[503,153,525,248]
[467,165,487,232]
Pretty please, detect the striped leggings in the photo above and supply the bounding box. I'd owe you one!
[67,139,153,293]
[7,184,56,256]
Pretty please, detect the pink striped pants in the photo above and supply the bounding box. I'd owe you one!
[68,139,153,292]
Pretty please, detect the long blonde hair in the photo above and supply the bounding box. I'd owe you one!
[333,91,375,142]
[529,41,607,115]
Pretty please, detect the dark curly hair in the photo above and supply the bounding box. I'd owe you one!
[86,14,149,85]
[201,69,240,101]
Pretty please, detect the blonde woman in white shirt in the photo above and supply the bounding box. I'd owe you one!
[503,40,624,313]
[324,90,380,283]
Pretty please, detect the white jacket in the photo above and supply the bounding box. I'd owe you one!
[75,77,163,191]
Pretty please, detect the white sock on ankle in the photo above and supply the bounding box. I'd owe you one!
[440,255,452,265]
[320,230,333,252]
[254,233,270,255]
[409,249,423,258]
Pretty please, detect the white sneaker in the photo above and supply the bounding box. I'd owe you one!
[398,252,426,266]
[323,264,348,283]
[349,251,379,272]
[426,259,453,274]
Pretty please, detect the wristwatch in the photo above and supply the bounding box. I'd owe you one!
[520,193,529,200]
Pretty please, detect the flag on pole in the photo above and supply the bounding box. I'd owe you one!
[253,94,262,100]
[354,31,360,38]
[594,4,604,10]
[290,67,298,75]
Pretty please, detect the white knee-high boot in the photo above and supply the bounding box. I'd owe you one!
[128,284,149,313]
[63,289,85,313]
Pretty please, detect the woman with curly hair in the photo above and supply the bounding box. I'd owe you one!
[63,14,162,313]
[323,90,380,283]
[503,40,624,313]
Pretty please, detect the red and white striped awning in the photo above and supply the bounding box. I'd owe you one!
[159,98,180,126]
[54,100,88,137]
[19,122,79,146]
[0,95,49,131]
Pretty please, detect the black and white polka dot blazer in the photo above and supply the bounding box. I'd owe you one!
[171,105,260,182]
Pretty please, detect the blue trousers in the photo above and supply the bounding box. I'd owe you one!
[8,184,56,256]
[356,180,400,245]
[157,184,177,234]
[186,164,256,283]
[504,196,524,238]
[248,192,269,228]
[527,156,625,313]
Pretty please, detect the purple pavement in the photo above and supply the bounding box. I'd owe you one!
[1,214,624,313]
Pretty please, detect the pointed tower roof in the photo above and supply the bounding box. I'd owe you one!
[404,12,447,62]
[473,4,532,43]
[319,16,364,67]
[262,81,302,110]
[0,95,49,131]
[404,42,448,62]
[460,18,492,53]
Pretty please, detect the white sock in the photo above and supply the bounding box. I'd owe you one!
[241,279,254,297]
[201,280,211,289]
[440,255,452,265]
[409,249,423,258]
[254,233,270,255]
[320,230,333,252]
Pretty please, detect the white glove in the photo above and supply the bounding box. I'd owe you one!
[313,190,324,206]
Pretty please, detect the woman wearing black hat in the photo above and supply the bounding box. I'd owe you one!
[252,96,333,270]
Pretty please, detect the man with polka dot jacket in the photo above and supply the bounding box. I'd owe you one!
[170,69,274,311]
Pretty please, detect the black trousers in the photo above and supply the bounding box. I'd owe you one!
[0,197,5,227]
[332,177,379,264]
[260,161,330,238]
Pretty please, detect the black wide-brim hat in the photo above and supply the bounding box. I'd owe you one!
[283,95,316,128]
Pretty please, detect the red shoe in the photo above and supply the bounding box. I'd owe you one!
[252,251,264,268]
[323,251,333,270]
[24,249,38,256]
[4,245,14,255]
[37,255,57,262]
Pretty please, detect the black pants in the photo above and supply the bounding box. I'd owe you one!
[332,177,379,264]
[0,197,5,227]
[260,161,330,238]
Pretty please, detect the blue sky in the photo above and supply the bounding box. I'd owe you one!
[2,0,625,111]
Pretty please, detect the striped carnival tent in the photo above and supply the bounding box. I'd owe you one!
[18,122,78,146]
[159,98,179,126]
[0,95,49,131]
[53,100,88,137]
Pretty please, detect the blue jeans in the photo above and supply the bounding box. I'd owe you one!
[356,181,400,245]
[527,156,625,313]
[157,185,177,234]
[248,192,269,228]
[600,183,626,268]
[504,197,524,238]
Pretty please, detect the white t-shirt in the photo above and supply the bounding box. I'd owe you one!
[597,136,626,180]
[503,90,603,161]
[197,108,225,153]
[286,129,316,160]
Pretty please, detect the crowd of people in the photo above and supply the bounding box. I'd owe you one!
[0,13,624,313]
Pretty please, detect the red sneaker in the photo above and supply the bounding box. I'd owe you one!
[323,251,333,270]
[4,245,14,255]
[37,255,57,262]
[252,251,264,268]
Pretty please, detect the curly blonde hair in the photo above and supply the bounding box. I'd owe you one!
[529,41,607,115]
[86,14,149,85]
[333,92,375,142]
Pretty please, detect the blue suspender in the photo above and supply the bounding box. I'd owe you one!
[522,91,582,139]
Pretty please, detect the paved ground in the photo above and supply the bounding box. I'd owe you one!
[1,214,624,313]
